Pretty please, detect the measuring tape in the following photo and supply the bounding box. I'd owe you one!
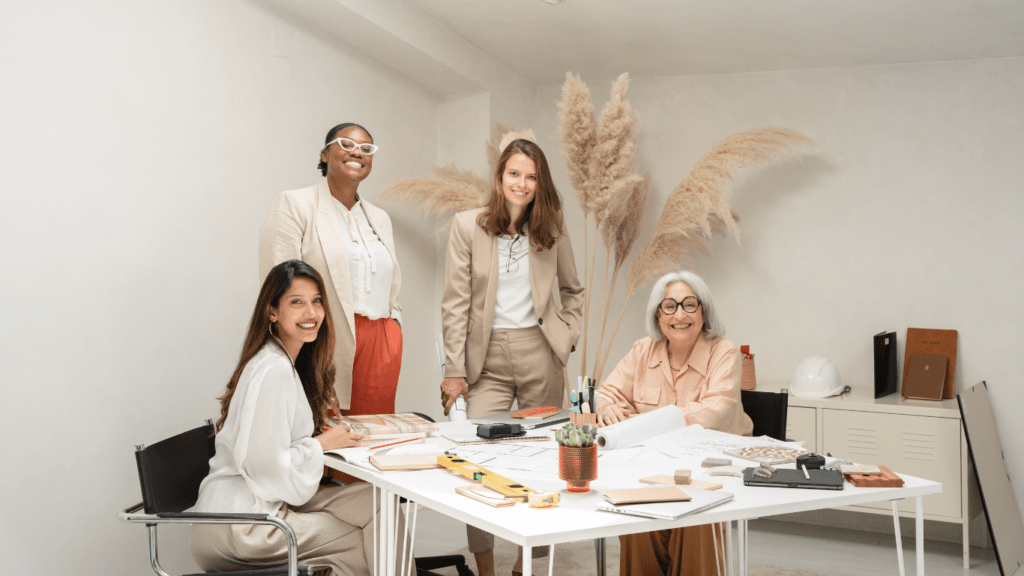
[437,454,538,501]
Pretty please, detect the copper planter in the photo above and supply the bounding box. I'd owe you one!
[558,444,598,493]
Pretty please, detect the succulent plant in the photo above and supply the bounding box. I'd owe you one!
[555,423,597,447]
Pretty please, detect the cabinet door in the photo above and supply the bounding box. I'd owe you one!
[786,406,816,453]
[822,409,961,519]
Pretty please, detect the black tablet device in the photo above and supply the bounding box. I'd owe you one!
[743,467,844,490]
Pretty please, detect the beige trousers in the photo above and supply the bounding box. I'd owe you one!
[190,482,406,576]
[466,326,562,558]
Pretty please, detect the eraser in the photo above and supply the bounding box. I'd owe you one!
[528,492,559,508]
[673,469,691,485]
[702,457,731,468]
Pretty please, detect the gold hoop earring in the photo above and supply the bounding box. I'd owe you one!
[269,321,277,337]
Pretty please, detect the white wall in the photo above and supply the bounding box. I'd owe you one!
[0,1,440,573]
[531,57,1024,520]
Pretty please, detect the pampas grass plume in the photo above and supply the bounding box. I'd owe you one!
[379,164,489,231]
[557,73,597,214]
[627,127,814,292]
[589,73,639,224]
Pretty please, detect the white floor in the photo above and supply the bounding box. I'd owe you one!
[412,507,1002,575]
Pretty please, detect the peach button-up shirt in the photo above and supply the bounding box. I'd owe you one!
[596,336,753,436]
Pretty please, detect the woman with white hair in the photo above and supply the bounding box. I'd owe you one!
[596,270,752,576]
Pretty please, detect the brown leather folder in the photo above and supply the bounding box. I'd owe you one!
[903,328,958,399]
[903,353,947,400]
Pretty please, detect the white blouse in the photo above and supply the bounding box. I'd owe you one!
[332,197,399,323]
[492,232,538,330]
[192,341,324,515]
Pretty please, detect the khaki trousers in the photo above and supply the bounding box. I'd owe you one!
[190,482,406,576]
[466,326,562,558]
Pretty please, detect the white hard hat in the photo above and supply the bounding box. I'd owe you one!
[790,356,845,398]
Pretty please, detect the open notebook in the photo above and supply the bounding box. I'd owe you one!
[596,489,734,520]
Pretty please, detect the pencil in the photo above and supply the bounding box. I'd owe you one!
[368,436,423,451]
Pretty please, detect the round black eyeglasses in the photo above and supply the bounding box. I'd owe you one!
[659,296,701,315]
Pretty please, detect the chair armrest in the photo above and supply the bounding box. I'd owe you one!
[158,511,269,521]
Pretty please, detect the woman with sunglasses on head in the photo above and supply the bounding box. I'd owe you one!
[440,137,584,576]
[595,270,752,576]
[260,123,402,420]
[190,260,376,575]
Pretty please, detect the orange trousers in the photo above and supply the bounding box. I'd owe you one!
[346,314,403,416]
[619,524,726,576]
[328,314,402,484]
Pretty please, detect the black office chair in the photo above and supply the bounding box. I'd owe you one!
[405,413,475,576]
[740,388,789,441]
[119,420,331,576]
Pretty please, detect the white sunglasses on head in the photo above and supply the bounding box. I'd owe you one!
[325,137,379,155]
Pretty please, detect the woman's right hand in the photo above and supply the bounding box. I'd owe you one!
[314,424,366,451]
[596,403,630,428]
[440,377,469,416]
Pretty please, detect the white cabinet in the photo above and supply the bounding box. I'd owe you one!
[763,382,976,568]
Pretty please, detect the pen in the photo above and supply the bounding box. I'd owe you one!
[369,436,422,451]
[802,464,810,480]
[588,378,596,413]
[569,391,581,414]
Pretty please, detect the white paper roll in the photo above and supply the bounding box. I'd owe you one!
[596,405,687,450]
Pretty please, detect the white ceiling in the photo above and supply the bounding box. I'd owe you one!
[403,0,1024,82]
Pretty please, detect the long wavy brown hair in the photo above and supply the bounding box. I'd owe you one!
[215,260,339,434]
[478,138,564,251]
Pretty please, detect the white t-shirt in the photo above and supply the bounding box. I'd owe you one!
[191,341,324,515]
[333,198,398,322]
[492,232,538,330]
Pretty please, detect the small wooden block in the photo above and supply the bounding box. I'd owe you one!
[674,469,691,485]
[845,466,904,488]
[638,475,723,491]
[528,492,560,508]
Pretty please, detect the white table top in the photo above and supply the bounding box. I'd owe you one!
[325,421,942,548]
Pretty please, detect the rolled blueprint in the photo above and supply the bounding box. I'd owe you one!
[596,405,687,450]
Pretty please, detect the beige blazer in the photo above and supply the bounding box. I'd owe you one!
[442,208,584,385]
[258,179,401,409]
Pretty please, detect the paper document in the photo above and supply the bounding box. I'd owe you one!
[596,405,687,450]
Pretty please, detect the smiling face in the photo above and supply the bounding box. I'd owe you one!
[321,125,373,184]
[499,153,538,210]
[269,276,325,361]
[657,281,704,348]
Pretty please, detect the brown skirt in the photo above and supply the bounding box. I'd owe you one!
[619,524,725,576]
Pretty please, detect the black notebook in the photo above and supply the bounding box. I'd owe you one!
[874,331,898,398]
[743,467,844,490]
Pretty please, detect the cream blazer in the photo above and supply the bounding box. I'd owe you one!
[259,179,401,409]
[442,208,584,385]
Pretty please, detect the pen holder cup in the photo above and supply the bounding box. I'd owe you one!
[558,444,598,493]
[570,413,598,426]
[741,357,757,390]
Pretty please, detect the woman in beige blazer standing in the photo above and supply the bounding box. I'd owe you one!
[260,122,402,417]
[440,138,584,576]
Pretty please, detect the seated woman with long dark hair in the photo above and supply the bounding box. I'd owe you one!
[190,259,374,575]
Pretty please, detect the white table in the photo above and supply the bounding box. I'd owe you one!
[326,423,942,576]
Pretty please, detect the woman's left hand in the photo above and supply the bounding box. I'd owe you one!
[596,403,630,428]
[315,424,366,451]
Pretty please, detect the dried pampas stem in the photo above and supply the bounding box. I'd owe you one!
[594,173,650,378]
